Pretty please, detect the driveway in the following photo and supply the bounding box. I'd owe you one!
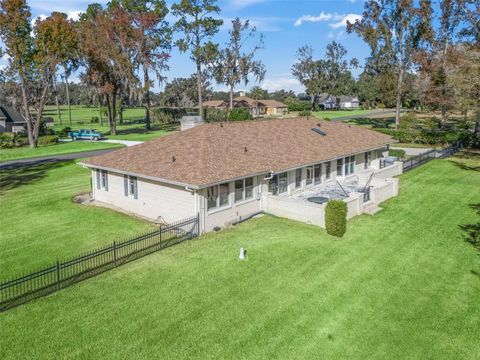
[101,139,143,147]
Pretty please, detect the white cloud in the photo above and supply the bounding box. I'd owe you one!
[230,0,266,9]
[67,10,82,21]
[261,76,303,93]
[329,14,362,29]
[294,12,361,29]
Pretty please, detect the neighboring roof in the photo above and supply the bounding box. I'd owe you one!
[317,93,334,103]
[233,95,257,107]
[0,106,26,124]
[203,100,226,108]
[339,96,359,103]
[82,118,393,189]
[260,99,287,108]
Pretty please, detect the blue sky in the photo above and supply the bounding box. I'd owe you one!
[1,0,370,94]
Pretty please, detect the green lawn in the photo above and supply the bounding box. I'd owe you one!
[46,105,179,141]
[312,109,370,119]
[0,161,154,278]
[0,141,123,163]
[1,153,479,359]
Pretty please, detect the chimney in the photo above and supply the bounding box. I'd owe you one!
[180,115,204,131]
[239,90,246,97]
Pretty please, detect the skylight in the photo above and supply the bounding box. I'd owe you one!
[311,128,327,136]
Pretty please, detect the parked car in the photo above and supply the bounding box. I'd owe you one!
[68,129,104,141]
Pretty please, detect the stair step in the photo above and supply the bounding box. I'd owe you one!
[363,202,383,215]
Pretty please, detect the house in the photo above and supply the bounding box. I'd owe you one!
[0,106,27,133]
[204,92,288,117]
[338,96,360,109]
[81,117,402,233]
[314,94,360,110]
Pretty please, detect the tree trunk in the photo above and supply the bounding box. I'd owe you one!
[310,94,315,111]
[18,71,35,148]
[229,83,234,110]
[111,92,117,136]
[52,76,62,126]
[106,94,113,135]
[99,104,103,126]
[143,64,151,130]
[64,67,72,126]
[395,68,404,130]
[33,83,50,145]
[196,61,203,119]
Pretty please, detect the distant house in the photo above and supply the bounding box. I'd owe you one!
[204,92,288,117]
[0,106,27,133]
[315,94,360,110]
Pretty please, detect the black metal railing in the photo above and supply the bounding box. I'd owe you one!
[0,215,199,312]
[402,142,462,172]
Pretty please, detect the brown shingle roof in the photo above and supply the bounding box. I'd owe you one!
[203,100,226,108]
[258,99,287,108]
[82,118,393,188]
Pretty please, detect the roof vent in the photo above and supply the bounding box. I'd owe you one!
[311,128,327,136]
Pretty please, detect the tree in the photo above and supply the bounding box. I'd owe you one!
[78,3,139,135]
[213,18,266,109]
[172,0,223,118]
[248,86,268,100]
[323,41,358,108]
[348,0,432,129]
[291,46,327,109]
[160,75,211,108]
[0,1,71,147]
[122,0,172,130]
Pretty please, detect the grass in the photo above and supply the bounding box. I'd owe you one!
[46,105,179,141]
[312,109,370,119]
[0,141,123,163]
[1,153,479,359]
[392,142,438,149]
[0,161,154,278]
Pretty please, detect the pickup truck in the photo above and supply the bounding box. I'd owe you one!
[68,129,104,141]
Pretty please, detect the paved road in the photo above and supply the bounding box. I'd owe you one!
[0,148,121,170]
[330,109,398,122]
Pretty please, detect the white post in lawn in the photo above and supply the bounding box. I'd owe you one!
[239,248,246,260]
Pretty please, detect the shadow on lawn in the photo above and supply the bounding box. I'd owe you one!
[450,150,480,172]
[347,117,395,128]
[460,203,480,277]
[0,160,73,195]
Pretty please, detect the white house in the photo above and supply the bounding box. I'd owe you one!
[81,118,402,233]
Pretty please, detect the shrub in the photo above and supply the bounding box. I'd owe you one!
[0,133,28,149]
[325,200,347,237]
[287,100,311,112]
[389,148,406,159]
[58,127,72,137]
[206,108,227,122]
[299,110,311,117]
[228,108,252,121]
[377,103,385,109]
[38,135,59,145]
[91,116,99,123]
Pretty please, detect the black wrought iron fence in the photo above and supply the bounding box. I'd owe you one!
[402,142,463,172]
[0,215,199,312]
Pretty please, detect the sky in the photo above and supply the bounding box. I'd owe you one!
[0,0,371,94]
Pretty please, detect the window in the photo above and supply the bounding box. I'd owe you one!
[306,166,314,186]
[268,172,288,195]
[326,162,331,180]
[208,183,230,210]
[295,168,302,188]
[314,164,322,185]
[235,177,254,203]
[96,170,108,191]
[278,172,288,194]
[365,151,372,169]
[344,155,355,176]
[337,159,343,176]
[124,175,138,199]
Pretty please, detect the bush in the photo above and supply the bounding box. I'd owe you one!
[299,110,311,117]
[37,135,59,145]
[206,108,227,122]
[0,133,28,149]
[287,100,311,112]
[58,126,72,137]
[325,200,347,237]
[228,108,252,121]
[389,148,406,159]
[91,116,99,123]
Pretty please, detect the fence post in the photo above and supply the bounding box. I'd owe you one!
[113,241,117,267]
[56,260,61,290]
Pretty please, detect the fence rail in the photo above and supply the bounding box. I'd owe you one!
[402,142,463,172]
[0,215,199,312]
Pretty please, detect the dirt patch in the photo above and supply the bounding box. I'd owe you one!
[72,192,92,204]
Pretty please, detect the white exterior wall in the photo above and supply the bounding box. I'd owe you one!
[199,176,263,233]
[92,170,196,223]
